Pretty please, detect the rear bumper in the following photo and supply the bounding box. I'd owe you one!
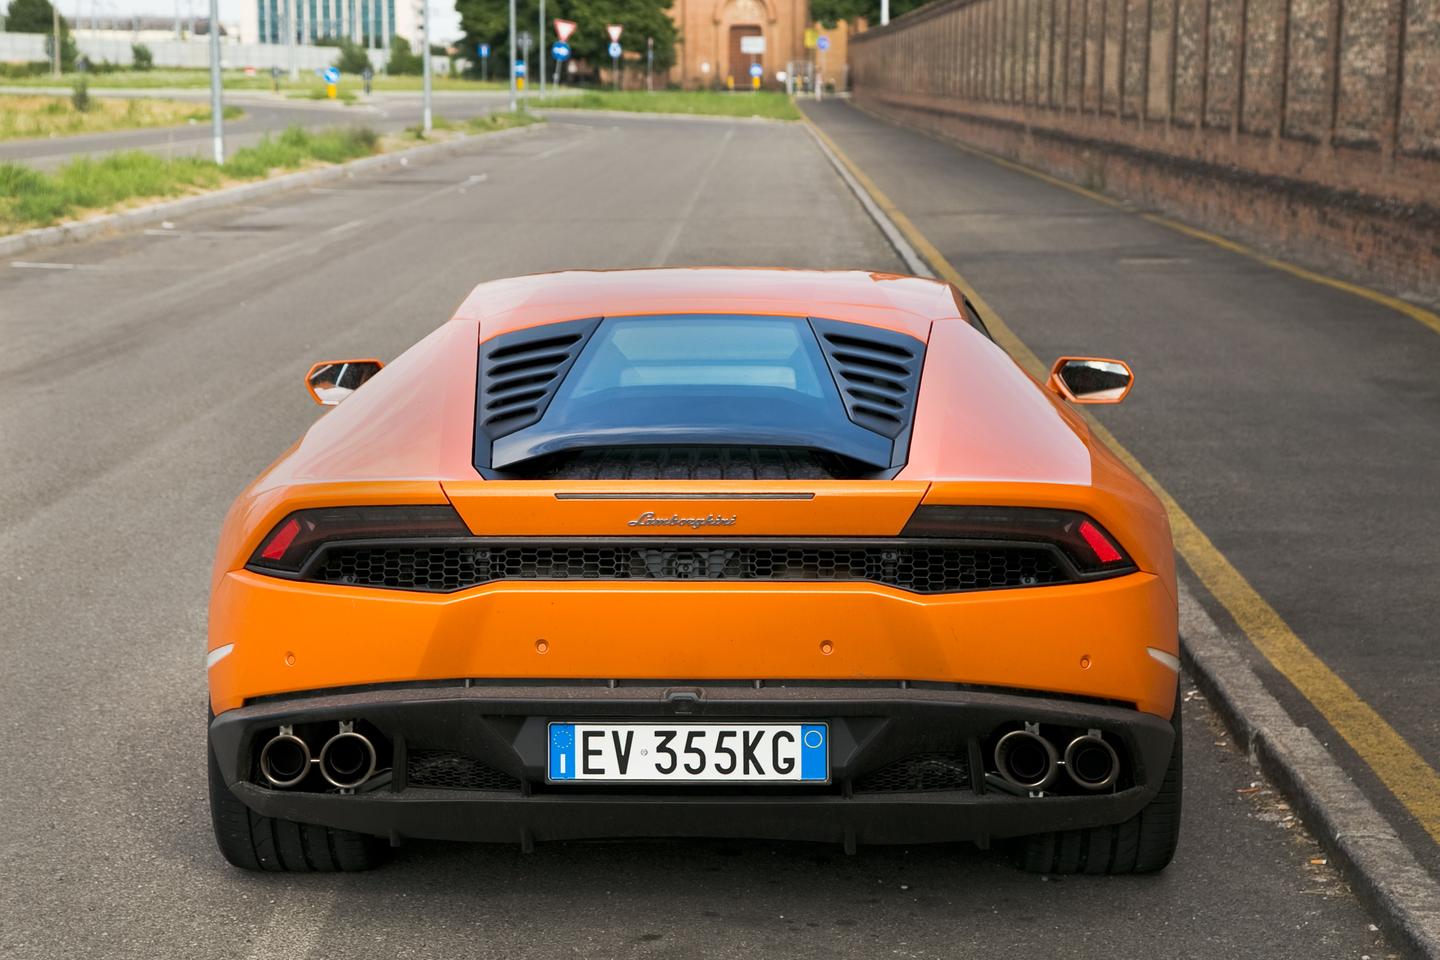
[211,682,1176,846]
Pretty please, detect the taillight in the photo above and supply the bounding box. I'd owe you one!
[901,506,1134,575]
[247,505,470,574]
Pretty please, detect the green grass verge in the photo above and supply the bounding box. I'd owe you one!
[531,90,800,121]
[400,110,542,141]
[0,94,243,141]
[0,125,377,233]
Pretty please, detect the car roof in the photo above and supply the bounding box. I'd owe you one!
[450,268,964,342]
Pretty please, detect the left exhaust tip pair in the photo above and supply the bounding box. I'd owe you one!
[258,722,376,790]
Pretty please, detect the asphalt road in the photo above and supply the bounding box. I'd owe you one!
[0,114,1395,958]
[0,88,536,170]
[799,100,1440,884]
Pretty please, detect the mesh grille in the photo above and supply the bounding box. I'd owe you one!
[854,753,971,793]
[517,446,857,480]
[407,750,521,791]
[309,542,1067,594]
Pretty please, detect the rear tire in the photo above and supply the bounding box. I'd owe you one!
[1017,696,1183,875]
[208,726,387,872]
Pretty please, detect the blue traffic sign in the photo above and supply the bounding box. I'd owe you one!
[748,62,763,78]
[817,35,830,51]
[322,66,340,84]
[478,43,490,57]
[513,59,527,76]
[608,41,622,59]
[551,41,570,60]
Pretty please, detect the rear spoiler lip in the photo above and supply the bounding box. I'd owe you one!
[488,431,895,475]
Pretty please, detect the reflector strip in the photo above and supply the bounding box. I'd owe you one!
[1078,519,1123,564]
[205,643,235,670]
[1147,647,1181,672]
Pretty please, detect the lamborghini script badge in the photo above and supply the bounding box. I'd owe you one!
[627,511,738,529]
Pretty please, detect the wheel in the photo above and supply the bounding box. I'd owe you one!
[1017,695,1183,875]
[208,724,388,872]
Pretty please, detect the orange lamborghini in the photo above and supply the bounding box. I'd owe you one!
[206,269,1181,874]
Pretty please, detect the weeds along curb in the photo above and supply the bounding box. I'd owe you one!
[0,123,541,259]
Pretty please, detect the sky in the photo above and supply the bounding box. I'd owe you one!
[57,0,465,41]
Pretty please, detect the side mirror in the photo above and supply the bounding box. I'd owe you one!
[1048,357,1134,404]
[305,359,383,406]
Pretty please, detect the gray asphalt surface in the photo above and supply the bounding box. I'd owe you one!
[0,89,533,170]
[801,100,1440,882]
[0,114,1394,958]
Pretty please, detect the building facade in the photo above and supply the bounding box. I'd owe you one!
[239,0,422,50]
[667,0,857,91]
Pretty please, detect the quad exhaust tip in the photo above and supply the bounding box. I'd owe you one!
[1063,733,1119,791]
[258,727,311,788]
[319,725,377,790]
[994,728,1059,791]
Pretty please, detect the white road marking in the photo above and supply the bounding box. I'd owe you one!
[9,261,103,271]
[649,126,735,267]
[323,218,365,236]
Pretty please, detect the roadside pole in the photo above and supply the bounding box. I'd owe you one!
[646,36,653,92]
[880,0,889,24]
[51,2,60,77]
[508,0,517,112]
[420,0,432,132]
[286,0,297,81]
[538,0,546,98]
[207,0,223,163]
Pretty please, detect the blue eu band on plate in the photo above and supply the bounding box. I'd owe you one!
[548,723,829,783]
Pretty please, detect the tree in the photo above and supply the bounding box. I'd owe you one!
[332,37,372,73]
[454,0,677,80]
[4,0,56,32]
[809,0,927,28]
[131,42,154,70]
[387,36,423,75]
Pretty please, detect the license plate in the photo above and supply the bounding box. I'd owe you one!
[547,722,829,783]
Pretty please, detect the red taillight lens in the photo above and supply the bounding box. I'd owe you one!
[900,505,1134,575]
[248,504,470,574]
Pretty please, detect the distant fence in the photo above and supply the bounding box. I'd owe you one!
[848,0,1439,296]
[0,32,449,73]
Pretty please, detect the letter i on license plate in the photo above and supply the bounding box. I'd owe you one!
[547,723,829,783]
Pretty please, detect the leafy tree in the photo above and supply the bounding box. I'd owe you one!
[810,0,927,28]
[387,35,423,75]
[332,37,372,73]
[4,0,56,32]
[455,0,677,79]
[131,42,154,70]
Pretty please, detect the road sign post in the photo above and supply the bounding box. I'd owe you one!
[646,36,653,92]
[323,65,340,99]
[607,25,623,91]
[518,31,532,98]
[478,43,490,81]
[551,40,570,87]
[538,0,546,98]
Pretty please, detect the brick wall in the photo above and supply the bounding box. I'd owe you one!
[849,0,1440,300]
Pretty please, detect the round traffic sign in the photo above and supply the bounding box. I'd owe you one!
[322,66,340,84]
[748,62,762,78]
[608,41,622,59]
[817,35,830,51]
[551,41,570,60]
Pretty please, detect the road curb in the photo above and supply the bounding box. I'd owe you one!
[804,111,1440,960]
[0,123,540,261]
[533,107,793,125]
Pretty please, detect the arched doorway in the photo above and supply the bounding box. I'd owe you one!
[727,24,762,88]
[715,0,769,88]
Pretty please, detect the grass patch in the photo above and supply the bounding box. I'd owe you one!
[0,94,245,141]
[531,90,800,121]
[0,124,378,233]
[401,110,541,141]
[290,87,359,104]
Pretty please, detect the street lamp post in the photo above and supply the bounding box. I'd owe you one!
[420,0,432,132]
[507,0,517,112]
[538,0,546,98]
[207,0,223,163]
[51,1,60,77]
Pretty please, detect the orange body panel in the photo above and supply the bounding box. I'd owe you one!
[207,270,1178,725]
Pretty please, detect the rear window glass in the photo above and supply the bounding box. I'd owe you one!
[565,316,828,398]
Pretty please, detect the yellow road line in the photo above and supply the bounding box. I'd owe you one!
[805,115,1440,845]
[844,103,1440,339]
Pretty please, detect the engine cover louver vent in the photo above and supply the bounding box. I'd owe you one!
[476,317,600,449]
[810,318,925,443]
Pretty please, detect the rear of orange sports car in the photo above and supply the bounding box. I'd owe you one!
[206,269,1181,874]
